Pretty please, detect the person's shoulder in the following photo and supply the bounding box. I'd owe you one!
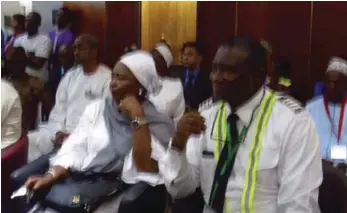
[272,92,317,135]
[1,80,20,104]
[275,92,305,115]
[13,34,27,47]
[170,65,185,78]
[98,63,112,73]
[97,64,112,77]
[37,34,51,40]
[29,34,51,45]
[199,97,220,117]
[306,95,324,108]
[48,30,55,37]
[1,79,18,94]
[271,92,313,128]
[163,77,183,91]
[63,65,81,78]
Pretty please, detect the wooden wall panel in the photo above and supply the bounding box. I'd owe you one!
[63,1,107,63]
[311,2,347,81]
[237,2,270,39]
[141,1,197,64]
[265,2,312,100]
[105,1,140,68]
[63,2,140,68]
[196,1,236,72]
[236,2,312,101]
[237,2,311,77]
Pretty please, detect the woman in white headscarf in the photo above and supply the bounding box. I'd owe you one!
[23,51,175,213]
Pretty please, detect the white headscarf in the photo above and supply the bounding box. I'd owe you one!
[120,51,162,95]
[155,43,173,68]
[326,57,347,77]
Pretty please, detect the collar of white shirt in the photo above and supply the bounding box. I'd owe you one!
[224,87,266,127]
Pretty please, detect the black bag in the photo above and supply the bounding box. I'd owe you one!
[36,172,124,213]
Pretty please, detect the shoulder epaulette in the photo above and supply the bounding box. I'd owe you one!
[199,97,214,112]
[277,94,304,113]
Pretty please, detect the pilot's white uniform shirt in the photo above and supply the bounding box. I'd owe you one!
[159,88,323,213]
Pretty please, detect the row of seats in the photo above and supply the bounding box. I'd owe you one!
[2,136,347,213]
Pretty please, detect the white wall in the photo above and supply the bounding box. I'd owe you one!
[31,1,63,33]
[1,1,63,35]
[1,1,23,27]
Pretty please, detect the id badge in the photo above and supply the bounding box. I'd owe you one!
[330,145,347,160]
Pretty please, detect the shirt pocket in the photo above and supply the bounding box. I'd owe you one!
[84,86,105,100]
[200,148,217,197]
[240,141,280,190]
[257,144,280,189]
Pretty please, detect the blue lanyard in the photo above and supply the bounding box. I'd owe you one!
[184,68,199,87]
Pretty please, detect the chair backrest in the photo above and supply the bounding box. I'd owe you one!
[319,161,347,213]
[1,135,28,202]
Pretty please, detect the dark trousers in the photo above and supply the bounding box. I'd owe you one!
[170,188,205,213]
[118,184,167,213]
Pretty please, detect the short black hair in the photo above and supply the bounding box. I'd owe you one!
[29,12,41,26]
[60,7,74,23]
[221,36,267,72]
[79,34,98,49]
[182,41,202,56]
[274,60,291,78]
[12,14,25,29]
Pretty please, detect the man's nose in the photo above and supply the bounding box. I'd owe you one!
[326,81,335,89]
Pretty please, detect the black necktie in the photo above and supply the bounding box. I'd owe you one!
[186,71,195,89]
[209,113,240,213]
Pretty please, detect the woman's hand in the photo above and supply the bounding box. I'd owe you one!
[119,96,145,118]
[54,131,70,146]
[25,175,55,191]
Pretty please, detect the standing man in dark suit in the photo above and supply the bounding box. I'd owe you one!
[173,41,212,110]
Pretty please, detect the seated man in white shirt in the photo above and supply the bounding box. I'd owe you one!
[149,42,185,124]
[13,12,52,82]
[24,51,175,213]
[1,79,22,150]
[28,34,111,162]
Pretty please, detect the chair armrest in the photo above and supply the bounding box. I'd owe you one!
[10,153,52,190]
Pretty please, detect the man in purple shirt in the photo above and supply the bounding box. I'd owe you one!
[49,7,74,54]
[48,7,75,99]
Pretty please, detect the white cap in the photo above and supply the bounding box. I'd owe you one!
[326,57,347,77]
[155,43,173,68]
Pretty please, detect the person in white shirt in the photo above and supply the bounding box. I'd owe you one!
[28,34,111,162]
[306,57,347,174]
[149,42,185,124]
[13,12,52,82]
[24,51,175,213]
[1,79,22,149]
[158,37,323,213]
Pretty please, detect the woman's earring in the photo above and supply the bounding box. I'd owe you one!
[138,88,144,96]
